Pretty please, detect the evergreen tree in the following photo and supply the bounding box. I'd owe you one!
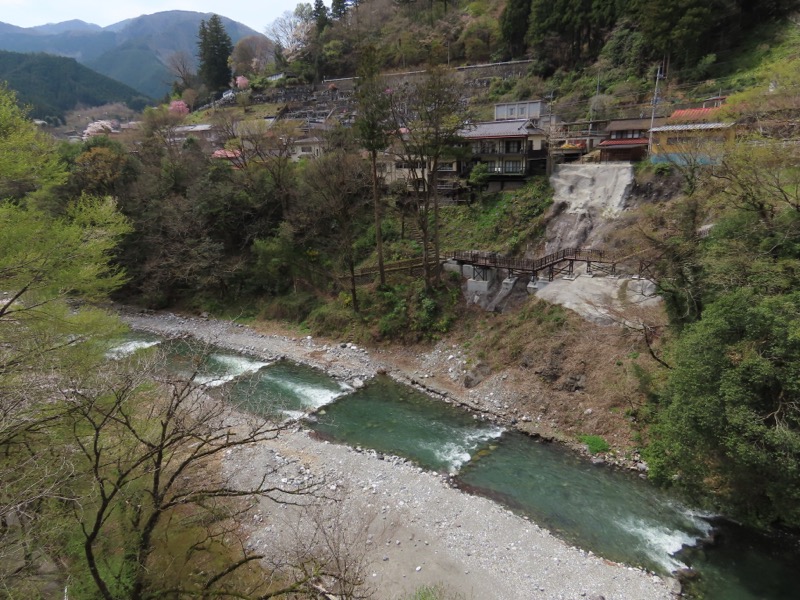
[331,0,348,20]
[313,0,330,33]
[197,15,233,93]
[500,0,531,58]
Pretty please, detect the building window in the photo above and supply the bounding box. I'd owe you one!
[504,160,522,174]
[505,140,523,153]
[395,161,425,170]
[437,162,455,171]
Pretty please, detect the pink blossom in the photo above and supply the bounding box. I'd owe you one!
[236,76,250,89]
[169,100,190,116]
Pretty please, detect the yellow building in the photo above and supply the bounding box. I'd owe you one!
[650,107,735,164]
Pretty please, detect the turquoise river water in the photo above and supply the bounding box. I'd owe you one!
[109,335,799,600]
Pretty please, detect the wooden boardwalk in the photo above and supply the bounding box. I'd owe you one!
[349,247,616,281]
[448,248,616,281]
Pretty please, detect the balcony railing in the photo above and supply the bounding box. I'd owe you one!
[486,165,525,175]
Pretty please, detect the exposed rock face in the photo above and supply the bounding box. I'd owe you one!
[463,362,491,388]
[544,163,635,254]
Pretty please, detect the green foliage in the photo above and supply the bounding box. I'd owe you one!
[306,299,357,336]
[260,291,321,322]
[647,290,800,527]
[0,85,67,200]
[404,583,465,600]
[366,279,460,341]
[653,162,672,177]
[4,196,129,300]
[440,177,553,252]
[1,102,133,592]
[500,0,530,58]
[631,135,800,527]
[527,0,619,69]
[601,19,645,66]
[468,162,490,191]
[197,15,233,93]
[578,434,611,454]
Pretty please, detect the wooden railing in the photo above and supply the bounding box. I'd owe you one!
[449,248,612,274]
[349,247,614,280]
[352,257,439,278]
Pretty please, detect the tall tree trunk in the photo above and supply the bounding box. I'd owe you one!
[420,195,431,291]
[371,149,385,286]
[431,163,441,285]
[349,260,359,313]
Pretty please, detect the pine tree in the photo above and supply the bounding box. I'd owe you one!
[500,0,531,58]
[331,0,348,20]
[197,15,233,93]
[313,0,330,33]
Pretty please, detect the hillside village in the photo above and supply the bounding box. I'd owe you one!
[80,70,737,201]
[3,2,800,600]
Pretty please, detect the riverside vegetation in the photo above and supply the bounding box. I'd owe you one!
[2,2,800,598]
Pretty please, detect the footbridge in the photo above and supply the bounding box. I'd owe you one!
[348,247,616,284]
[448,248,616,282]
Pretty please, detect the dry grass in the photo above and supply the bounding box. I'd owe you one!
[445,295,667,454]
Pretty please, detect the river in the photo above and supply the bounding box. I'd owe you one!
[110,333,799,600]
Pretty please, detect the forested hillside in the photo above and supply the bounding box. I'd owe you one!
[272,0,798,82]
[0,51,149,122]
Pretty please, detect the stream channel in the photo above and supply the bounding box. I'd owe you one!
[112,334,799,600]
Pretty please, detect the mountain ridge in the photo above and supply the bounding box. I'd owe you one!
[0,11,266,98]
[0,49,148,122]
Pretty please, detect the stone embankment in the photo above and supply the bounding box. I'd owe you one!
[118,308,677,600]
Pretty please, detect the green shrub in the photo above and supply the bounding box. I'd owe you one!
[578,434,610,454]
[653,162,672,176]
[259,292,320,323]
[404,583,464,600]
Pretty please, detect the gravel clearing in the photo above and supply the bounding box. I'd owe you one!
[119,309,676,600]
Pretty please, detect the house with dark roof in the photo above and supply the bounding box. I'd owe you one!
[597,117,666,162]
[460,118,549,190]
[374,101,556,195]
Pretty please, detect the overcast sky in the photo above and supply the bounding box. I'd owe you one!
[0,0,322,34]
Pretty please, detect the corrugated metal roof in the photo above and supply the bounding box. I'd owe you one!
[598,138,649,147]
[175,124,214,132]
[669,107,719,121]
[461,120,543,139]
[212,149,241,158]
[651,122,733,132]
[605,118,666,132]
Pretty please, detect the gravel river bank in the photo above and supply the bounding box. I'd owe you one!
[120,309,676,600]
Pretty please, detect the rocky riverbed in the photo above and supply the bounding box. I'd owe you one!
[119,308,676,600]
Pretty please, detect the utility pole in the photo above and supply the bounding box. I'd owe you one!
[589,70,601,134]
[545,91,555,176]
[647,64,664,157]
